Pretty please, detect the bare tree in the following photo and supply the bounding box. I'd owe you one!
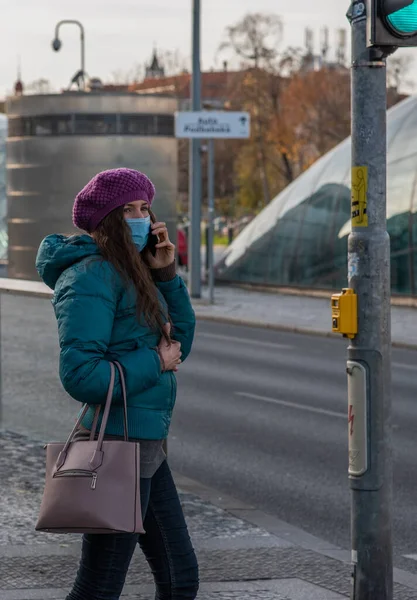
[110,65,144,86]
[219,13,286,207]
[109,49,188,87]
[110,69,132,85]
[159,49,189,76]
[26,79,53,94]
[130,64,144,84]
[386,54,415,93]
[277,47,304,77]
[219,12,283,68]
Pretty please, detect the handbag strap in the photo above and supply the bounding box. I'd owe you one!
[115,361,129,441]
[88,362,128,442]
[89,405,101,441]
[63,403,91,451]
[94,361,129,448]
[56,362,129,471]
[61,362,128,452]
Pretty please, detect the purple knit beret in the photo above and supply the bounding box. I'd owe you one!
[73,168,156,232]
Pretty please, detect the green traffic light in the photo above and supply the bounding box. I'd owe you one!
[385,0,417,35]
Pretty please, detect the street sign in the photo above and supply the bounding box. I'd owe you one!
[175,111,251,139]
[176,110,250,305]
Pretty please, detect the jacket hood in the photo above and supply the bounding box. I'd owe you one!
[36,234,101,290]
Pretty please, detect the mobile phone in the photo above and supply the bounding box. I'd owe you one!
[147,229,159,256]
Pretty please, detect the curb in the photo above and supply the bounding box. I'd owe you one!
[173,472,417,593]
[193,311,417,351]
[173,472,348,560]
[193,312,338,339]
[214,282,417,309]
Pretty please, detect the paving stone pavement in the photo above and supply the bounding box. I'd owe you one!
[3,280,417,599]
[80,579,348,600]
[0,581,345,600]
[0,430,269,547]
[1,547,344,589]
[1,432,417,599]
[120,593,304,600]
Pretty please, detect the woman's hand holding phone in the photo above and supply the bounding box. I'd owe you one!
[144,221,175,269]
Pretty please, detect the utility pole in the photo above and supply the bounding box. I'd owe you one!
[207,138,215,304]
[334,1,417,592]
[347,2,392,598]
[189,0,202,298]
[176,106,250,299]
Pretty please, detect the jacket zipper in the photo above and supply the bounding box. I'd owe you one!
[54,470,98,489]
[170,371,177,406]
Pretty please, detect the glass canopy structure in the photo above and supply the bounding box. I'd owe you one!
[216,96,417,295]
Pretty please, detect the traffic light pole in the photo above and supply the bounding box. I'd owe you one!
[347,2,393,599]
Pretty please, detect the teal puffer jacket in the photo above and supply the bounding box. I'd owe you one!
[36,234,196,440]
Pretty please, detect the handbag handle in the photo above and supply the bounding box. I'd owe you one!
[56,362,129,471]
[89,362,128,443]
[115,361,129,440]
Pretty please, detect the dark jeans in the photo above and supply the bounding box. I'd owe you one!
[66,461,199,600]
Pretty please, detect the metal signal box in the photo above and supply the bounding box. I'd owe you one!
[331,289,358,339]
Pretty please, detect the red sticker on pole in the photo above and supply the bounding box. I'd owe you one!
[349,405,355,437]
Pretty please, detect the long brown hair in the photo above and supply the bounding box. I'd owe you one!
[92,206,170,343]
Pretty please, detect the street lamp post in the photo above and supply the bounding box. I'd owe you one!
[189,0,202,298]
[52,20,86,91]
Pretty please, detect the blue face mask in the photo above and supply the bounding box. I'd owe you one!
[126,216,151,252]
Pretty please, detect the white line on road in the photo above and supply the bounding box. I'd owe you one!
[198,332,293,350]
[235,391,346,419]
[393,362,416,371]
[404,554,417,561]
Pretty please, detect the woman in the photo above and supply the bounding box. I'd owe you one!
[36,168,199,600]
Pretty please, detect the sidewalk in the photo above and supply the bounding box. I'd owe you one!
[2,272,417,348]
[1,281,417,598]
[191,284,417,349]
[2,430,417,600]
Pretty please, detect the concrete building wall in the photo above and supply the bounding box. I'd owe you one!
[0,115,6,265]
[6,93,178,279]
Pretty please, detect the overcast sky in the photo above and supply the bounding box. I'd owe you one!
[1,0,414,99]
[0,0,352,97]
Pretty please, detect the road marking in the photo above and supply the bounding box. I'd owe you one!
[198,332,293,350]
[404,554,417,561]
[393,362,415,371]
[235,391,346,419]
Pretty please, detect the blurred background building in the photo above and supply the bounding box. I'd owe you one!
[216,96,417,295]
[5,92,177,279]
[0,18,414,289]
[0,114,7,270]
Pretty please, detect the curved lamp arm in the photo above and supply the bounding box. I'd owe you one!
[53,20,85,89]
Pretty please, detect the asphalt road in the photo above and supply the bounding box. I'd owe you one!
[169,320,417,565]
[2,294,417,570]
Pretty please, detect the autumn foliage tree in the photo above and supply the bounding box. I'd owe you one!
[115,15,412,224]
[277,67,351,167]
[219,13,286,208]
[217,13,353,215]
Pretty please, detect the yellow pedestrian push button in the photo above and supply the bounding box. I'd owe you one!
[331,288,358,339]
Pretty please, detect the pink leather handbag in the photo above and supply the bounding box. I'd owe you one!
[36,362,145,534]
